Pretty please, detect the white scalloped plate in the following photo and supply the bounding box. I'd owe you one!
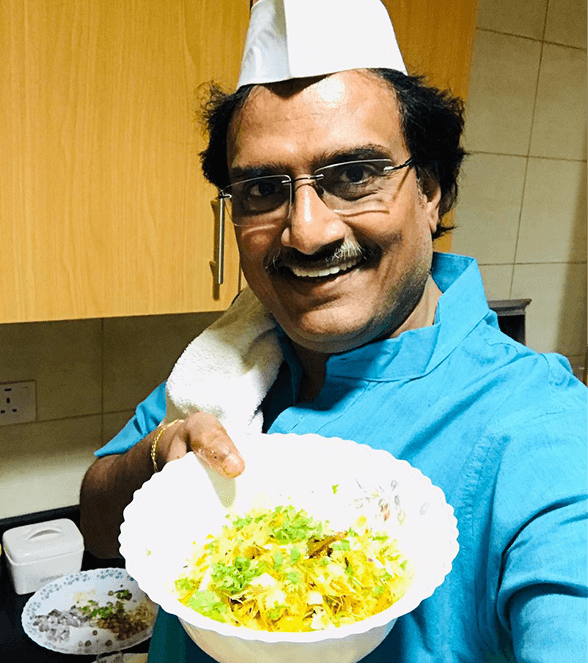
[22,567,157,655]
[120,433,459,663]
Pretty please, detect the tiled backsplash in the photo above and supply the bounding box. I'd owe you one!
[0,312,221,519]
[453,0,586,375]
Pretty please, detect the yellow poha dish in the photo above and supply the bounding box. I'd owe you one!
[174,505,412,632]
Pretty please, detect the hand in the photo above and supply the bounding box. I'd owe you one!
[154,413,245,478]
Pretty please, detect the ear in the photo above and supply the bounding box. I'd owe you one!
[419,174,442,235]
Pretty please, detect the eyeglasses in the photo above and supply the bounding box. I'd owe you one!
[219,157,414,227]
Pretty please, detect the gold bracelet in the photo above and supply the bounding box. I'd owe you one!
[150,420,181,473]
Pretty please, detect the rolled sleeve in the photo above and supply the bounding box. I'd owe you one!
[96,383,167,457]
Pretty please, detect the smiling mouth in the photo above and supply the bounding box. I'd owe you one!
[268,242,380,281]
[288,256,363,279]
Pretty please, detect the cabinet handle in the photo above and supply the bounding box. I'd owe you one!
[217,196,226,285]
[210,197,225,286]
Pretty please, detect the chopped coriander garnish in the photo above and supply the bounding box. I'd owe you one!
[232,515,253,529]
[212,556,264,595]
[187,590,228,622]
[174,505,412,631]
[273,551,284,569]
[269,506,323,544]
[267,604,287,621]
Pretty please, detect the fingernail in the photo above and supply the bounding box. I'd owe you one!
[221,454,244,477]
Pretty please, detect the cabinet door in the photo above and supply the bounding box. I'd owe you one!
[1,0,248,323]
[1,0,477,323]
[386,0,478,98]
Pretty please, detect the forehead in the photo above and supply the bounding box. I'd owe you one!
[227,70,406,172]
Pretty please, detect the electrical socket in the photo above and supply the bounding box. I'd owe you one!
[0,381,36,426]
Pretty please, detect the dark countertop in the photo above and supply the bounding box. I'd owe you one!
[0,507,151,662]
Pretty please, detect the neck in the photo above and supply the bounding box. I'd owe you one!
[293,276,442,403]
[293,345,328,403]
[389,275,442,338]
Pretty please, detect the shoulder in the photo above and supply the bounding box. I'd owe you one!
[457,317,586,414]
[450,326,586,517]
[468,329,587,480]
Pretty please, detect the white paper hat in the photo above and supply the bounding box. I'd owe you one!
[237,0,407,88]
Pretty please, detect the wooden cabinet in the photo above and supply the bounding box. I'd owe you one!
[1,0,477,323]
[386,0,478,99]
[1,0,248,323]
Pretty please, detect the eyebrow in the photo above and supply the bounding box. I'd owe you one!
[229,144,400,183]
[229,163,292,183]
[316,145,396,167]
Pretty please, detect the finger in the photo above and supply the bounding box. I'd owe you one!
[183,412,245,478]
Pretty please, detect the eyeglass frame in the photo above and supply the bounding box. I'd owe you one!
[218,157,414,226]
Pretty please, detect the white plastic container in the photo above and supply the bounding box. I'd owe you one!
[2,518,84,594]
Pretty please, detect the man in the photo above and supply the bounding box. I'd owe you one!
[80,1,587,661]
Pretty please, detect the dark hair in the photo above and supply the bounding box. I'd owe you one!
[199,69,466,238]
[199,82,255,190]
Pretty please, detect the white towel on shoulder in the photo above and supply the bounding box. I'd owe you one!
[165,288,283,437]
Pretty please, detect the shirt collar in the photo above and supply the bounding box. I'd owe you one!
[276,253,492,384]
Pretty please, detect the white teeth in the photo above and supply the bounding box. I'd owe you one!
[290,257,361,279]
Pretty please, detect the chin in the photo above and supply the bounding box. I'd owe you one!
[281,317,388,355]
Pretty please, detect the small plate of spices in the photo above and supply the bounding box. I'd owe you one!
[22,568,157,655]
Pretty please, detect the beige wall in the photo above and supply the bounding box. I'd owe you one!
[452,0,587,377]
[0,313,221,518]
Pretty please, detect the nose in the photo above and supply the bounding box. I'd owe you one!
[280,180,347,255]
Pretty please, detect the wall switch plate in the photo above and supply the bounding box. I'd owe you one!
[0,381,36,426]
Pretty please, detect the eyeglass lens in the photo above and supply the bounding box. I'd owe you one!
[223,159,411,226]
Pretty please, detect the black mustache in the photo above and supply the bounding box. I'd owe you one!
[266,242,380,274]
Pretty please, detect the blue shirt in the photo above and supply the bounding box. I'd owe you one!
[98,253,587,663]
